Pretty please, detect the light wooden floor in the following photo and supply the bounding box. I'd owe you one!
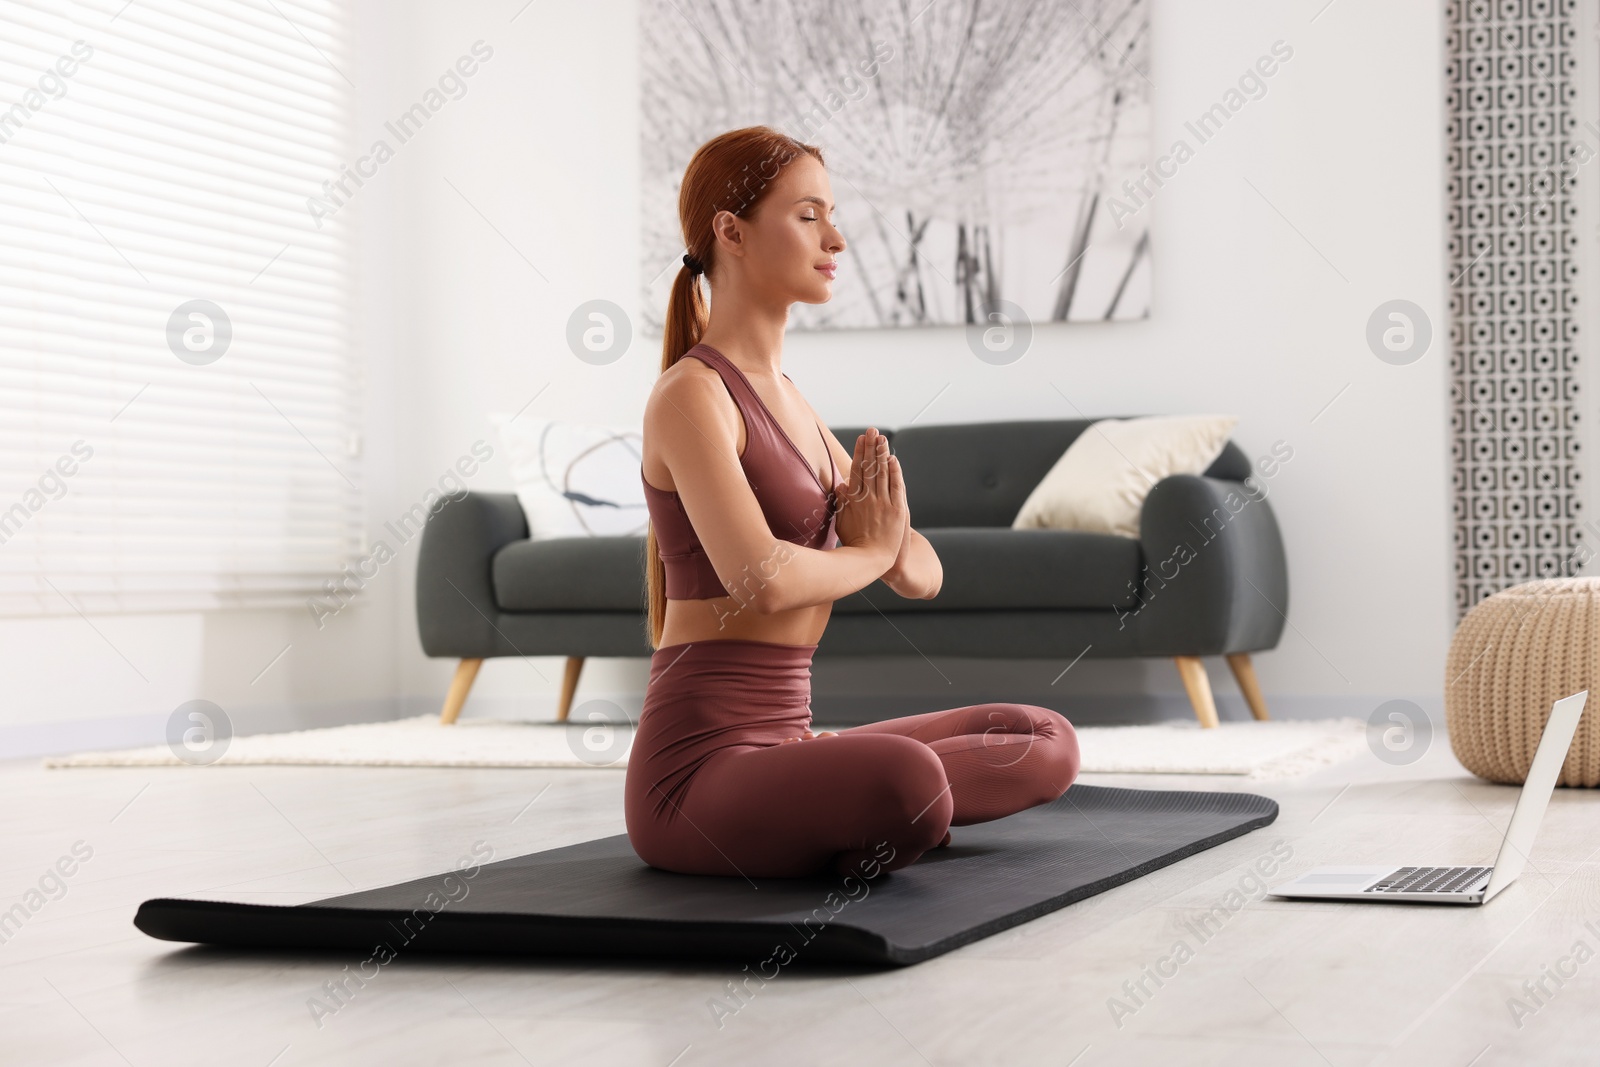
[1,730,1595,1067]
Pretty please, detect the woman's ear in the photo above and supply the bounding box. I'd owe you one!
[710,208,745,261]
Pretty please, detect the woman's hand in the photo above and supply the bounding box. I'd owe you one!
[832,427,908,570]
[880,504,914,583]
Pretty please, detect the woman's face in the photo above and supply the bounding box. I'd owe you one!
[734,153,846,305]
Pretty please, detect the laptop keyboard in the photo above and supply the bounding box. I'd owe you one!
[1364,866,1492,895]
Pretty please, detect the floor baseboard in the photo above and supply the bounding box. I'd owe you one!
[1,697,405,762]
[6,692,1446,762]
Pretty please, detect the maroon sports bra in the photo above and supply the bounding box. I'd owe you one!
[642,343,839,599]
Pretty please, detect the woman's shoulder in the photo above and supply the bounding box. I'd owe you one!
[653,347,725,398]
[645,349,738,429]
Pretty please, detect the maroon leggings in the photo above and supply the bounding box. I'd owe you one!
[624,638,1081,878]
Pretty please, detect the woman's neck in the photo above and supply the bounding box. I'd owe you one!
[698,302,789,379]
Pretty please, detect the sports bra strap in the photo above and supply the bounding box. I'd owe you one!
[684,345,835,490]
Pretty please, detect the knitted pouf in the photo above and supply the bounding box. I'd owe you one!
[1445,577,1600,786]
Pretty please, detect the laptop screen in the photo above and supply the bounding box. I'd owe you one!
[1483,690,1587,900]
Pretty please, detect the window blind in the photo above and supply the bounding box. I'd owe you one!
[0,0,362,615]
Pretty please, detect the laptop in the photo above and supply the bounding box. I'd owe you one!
[1269,689,1587,905]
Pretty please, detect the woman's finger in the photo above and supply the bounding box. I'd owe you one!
[844,434,862,503]
[856,432,874,501]
[861,432,877,495]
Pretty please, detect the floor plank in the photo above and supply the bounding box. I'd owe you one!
[1,731,1594,1067]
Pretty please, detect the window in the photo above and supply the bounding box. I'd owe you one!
[0,0,362,614]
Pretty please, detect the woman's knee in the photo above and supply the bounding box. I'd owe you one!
[1032,707,1080,796]
[986,704,1080,799]
[854,734,951,848]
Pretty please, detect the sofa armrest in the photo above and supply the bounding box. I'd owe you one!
[1131,475,1289,656]
[416,491,529,658]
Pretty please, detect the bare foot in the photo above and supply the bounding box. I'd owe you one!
[783,730,839,744]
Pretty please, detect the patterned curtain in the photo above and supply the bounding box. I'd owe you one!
[1445,0,1587,617]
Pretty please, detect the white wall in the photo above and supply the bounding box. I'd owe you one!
[367,0,1452,727]
[2,0,1451,756]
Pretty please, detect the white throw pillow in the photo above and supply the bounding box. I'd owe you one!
[490,412,649,539]
[1011,415,1239,538]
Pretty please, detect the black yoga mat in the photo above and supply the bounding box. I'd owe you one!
[136,784,1277,967]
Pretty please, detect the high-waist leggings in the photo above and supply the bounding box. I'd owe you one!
[624,638,1081,878]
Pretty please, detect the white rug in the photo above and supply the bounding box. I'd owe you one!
[44,715,1367,780]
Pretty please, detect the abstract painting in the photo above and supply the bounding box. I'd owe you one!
[641,0,1152,331]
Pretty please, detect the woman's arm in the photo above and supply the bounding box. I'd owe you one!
[881,523,942,600]
[647,370,901,614]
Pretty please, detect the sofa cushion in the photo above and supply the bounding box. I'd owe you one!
[885,418,1252,528]
[831,527,1141,613]
[1012,414,1239,537]
[493,537,646,612]
[491,528,1141,614]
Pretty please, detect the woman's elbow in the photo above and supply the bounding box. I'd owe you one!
[721,558,792,614]
[754,569,809,614]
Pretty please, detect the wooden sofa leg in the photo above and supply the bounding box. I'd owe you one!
[557,656,584,722]
[1225,652,1270,721]
[1173,656,1220,729]
[439,658,483,725]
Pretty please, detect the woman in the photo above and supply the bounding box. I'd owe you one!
[627,126,1080,879]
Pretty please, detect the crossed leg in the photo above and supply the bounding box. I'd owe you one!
[632,703,1079,878]
[844,703,1080,825]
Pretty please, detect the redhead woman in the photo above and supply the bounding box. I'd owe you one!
[627,126,1080,879]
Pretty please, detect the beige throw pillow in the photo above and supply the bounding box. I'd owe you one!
[1011,415,1239,538]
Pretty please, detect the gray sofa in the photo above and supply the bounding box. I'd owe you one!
[416,417,1289,728]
